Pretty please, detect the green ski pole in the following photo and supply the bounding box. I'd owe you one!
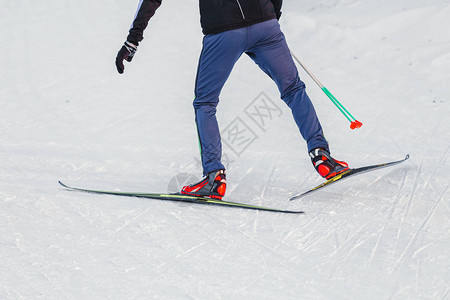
[291,52,362,130]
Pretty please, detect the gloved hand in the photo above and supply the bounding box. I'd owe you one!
[276,11,282,20]
[115,41,138,74]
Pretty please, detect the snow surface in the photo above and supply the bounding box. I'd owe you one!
[1,0,449,298]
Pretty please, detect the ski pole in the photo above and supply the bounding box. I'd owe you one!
[290,52,363,130]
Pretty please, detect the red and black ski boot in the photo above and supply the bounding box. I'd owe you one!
[309,148,349,180]
[181,170,227,200]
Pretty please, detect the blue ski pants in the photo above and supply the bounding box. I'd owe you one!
[194,19,329,175]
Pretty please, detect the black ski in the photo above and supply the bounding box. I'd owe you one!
[290,154,410,200]
[59,181,304,214]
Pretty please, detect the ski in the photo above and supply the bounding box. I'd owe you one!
[59,181,304,214]
[290,154,410,200]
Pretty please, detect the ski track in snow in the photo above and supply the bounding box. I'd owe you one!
[1,0,450,299]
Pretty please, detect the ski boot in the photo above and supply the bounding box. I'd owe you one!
[181,170,227,200]
[309,148,349,180]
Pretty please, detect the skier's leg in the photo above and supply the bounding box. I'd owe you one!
[194,29,246,175]
[245,19,329,152]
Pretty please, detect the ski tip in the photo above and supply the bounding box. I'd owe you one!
[58,181,70,188]
[405,154,410,160]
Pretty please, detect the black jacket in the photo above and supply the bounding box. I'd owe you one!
[127,0,282,45]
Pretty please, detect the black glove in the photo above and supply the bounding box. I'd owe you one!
[276,11,282,20]
[115,41,138,74]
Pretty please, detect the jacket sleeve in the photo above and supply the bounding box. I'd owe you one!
[271,0,282,19]
[126,0,162,45]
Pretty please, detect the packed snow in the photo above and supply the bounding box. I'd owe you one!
[1,0,449,298]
